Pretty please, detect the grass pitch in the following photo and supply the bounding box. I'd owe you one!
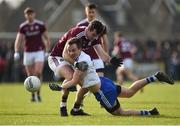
[0,82,180,125]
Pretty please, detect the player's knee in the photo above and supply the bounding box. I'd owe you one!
[126,89,134,98]
[36,71,42,76]
[112,108,125,115]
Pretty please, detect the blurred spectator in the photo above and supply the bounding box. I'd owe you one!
[133,37,146,62]
[160,40,172,75]
[0,56,6,81]
[0,37,179,82]
[145,38,159,62]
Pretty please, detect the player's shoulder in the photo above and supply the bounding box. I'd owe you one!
[34,19,45,25]
[78,51,91,63]
[71,26,86,38]
[19,21,28,28]
[72,26,86,32]
[76,18,89,27]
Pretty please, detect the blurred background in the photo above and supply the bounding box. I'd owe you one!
[0,0,179,82]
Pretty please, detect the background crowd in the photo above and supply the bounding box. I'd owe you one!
[0,37,179,82]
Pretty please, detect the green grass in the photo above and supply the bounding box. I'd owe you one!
[0,82,180,125]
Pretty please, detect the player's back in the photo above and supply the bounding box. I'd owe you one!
[50,26,86,57]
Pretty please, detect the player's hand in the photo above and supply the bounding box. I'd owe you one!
[110,57,123,67]
[49,83,62,91]
[74,61,88,71]
[49,83,77,92]
[14,52,20,61]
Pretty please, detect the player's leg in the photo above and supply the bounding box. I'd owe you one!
[25,65,37,102]
[34,61,44,102]
[119,72,174,98]
[58,65,74,116]
[48,56,74,116]
[70,88,90,116]
[24,52,37,102]
[34,50,45,102]
[92,78,159,116]
[124,65,144,92]
[112,106,159,116]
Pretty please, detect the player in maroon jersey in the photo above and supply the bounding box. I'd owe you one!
[14,7,51,102]
[112,32,139,85]
[76,3,109,76]
[48,20,122,116]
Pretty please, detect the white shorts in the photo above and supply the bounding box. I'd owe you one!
[92,59,104,70]
[23,50,45,65]
[48,56,71,77]
[121,58,133,70]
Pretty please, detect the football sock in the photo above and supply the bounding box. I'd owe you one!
[60,102,66,107]
[62,95,68,102]
[37,91,40,96]
[146,75,157,84]
[60,96,68,107]
[140,110,151,115]
[32,93,35,98]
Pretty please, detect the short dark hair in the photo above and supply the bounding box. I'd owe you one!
[24,7,34,14]
[88,20,104,35]
[86,3,97,9]
[67,37,82,49]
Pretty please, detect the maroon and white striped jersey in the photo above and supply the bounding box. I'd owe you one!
[19,19,46,52]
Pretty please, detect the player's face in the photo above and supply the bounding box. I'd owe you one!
[67,44,81,60]
[86,29,98,40]
[85,8,96,21]
[25,13,35,22]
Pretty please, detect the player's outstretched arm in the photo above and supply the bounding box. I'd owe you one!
[101,34,109,53]
[62,69,83,89]
[93,44,111,63]
[14,33,24,61]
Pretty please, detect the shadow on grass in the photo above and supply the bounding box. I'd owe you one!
[121,114,180,119]
[2,113,179,119]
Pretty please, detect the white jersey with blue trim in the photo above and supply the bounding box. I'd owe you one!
[76,51,100,88]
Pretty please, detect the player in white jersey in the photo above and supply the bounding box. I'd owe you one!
[50,37,174,116]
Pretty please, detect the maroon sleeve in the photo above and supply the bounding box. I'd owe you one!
[18,26,25,34]
[40,23,46,33]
